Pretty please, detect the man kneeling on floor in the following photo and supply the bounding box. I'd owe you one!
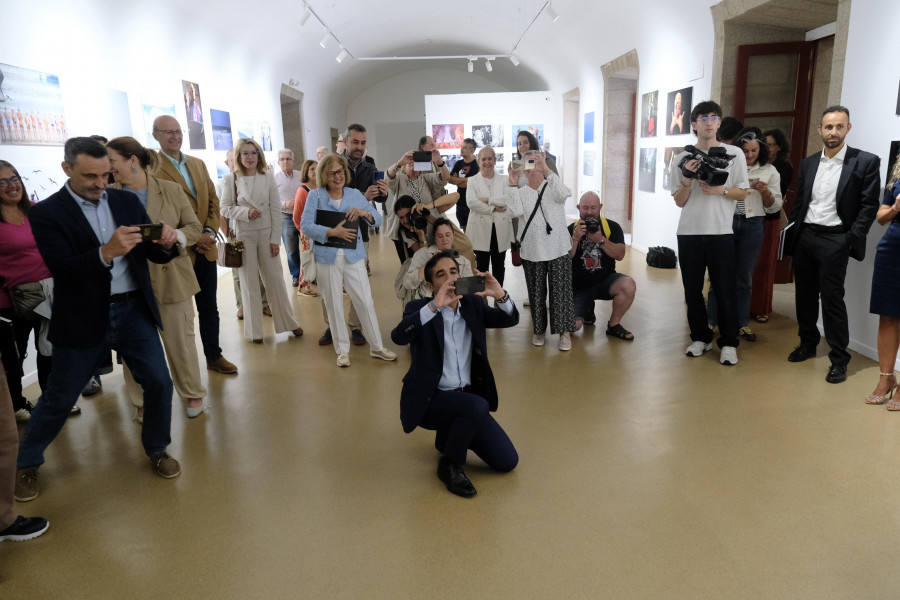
[391,251,518,498]
[568,192,636,340]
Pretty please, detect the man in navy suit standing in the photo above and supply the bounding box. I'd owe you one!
[786,106,880,383]
[15,137,182,502]
[391,250,519,498]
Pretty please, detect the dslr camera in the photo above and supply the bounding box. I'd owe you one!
[408,211,429,231]
[678,145,734,187]
[583,218,601,235]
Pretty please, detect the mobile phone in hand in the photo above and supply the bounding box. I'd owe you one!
[454,275,486,296]
[135,223,163,241]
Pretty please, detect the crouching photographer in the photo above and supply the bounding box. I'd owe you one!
[670,100,749,366]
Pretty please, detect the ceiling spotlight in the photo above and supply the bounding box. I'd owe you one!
[299,5,311,26]
[336,48,349,63]
[320,33,333,48]
[467,60,473,73]
[485,59,492,72]
[288,78,299,86]
[509,53,520,67]
[545,3,559,22]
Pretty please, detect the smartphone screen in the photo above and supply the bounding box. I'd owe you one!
[136,223,163,241]
[454,276,486,296]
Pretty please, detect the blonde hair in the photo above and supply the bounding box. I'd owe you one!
[234,138,267,175]
[315,154,350,189]
[890,157,900,189]
[477,146,496,159]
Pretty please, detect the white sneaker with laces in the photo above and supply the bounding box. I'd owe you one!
[532,333,545,346]
[720,346,738,365]
[558,332,572,351]
[336,353,350,367]
[685,341,713,357]
[370,348,397,362]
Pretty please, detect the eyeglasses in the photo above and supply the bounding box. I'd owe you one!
[154,129,183,136]
[241,150,259,157]
[0,175,21,188]
[697,115,721,123]
[328,169,344,178]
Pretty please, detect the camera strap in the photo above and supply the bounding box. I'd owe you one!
[517,182,548,243]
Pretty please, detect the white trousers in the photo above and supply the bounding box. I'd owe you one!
[237,228,299,340]
[318,255,385,354]
[124,297,206,407]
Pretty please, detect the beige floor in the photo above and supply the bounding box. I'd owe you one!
[4,235,899,600]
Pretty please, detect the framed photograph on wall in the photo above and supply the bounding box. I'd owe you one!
[584,112,595,144]
[210,109,233,151]
[662,146,685,191]
[142,99,176,149]
[0,63,67,146]
[471,124,504,148]
[432,123,464,149]
[666,87,692,136]
[182,80,205,150]
[512,124,544,147]
[641,91,658,138]
[584,150,596,176]
[638,148,657,193]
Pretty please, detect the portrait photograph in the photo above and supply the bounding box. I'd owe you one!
[142,99,176,150]
[210,109,233,151]
[182,80,205,150]
[432,123,464,149]
[471,124,504,148]
[666,86,693,136]
[638,148,657,193]
[513,124,544,147]
[661,146,685,191]
[641,91,658,138]
[0,62,67,146]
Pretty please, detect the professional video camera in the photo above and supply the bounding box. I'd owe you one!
[678,145,734,187]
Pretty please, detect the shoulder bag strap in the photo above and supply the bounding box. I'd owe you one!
[518,182,548,242]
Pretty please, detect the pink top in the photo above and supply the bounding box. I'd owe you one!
[0,218,52,308]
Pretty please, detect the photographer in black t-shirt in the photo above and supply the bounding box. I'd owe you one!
[568,192,636,340]
[447,138,479,231]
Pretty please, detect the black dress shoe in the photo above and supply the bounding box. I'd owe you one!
[788,345,816,362]
[826,364,848,384]
[437,457,477,498]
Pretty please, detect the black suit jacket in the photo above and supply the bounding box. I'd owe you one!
[391,296,519,434]
[28,186,177,348]
[788,145,880,261]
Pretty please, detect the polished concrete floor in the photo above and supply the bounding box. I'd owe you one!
[4,234,899,599]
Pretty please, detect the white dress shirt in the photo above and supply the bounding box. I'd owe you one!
[804,144,847,227]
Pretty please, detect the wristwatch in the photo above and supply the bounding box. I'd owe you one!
[722,187,729,197]
[599,238,605,246]
[497,291,510,304]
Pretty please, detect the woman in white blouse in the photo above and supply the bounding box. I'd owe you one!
[221,138,303,343]
[507,151,575,351]
[467,146,514,286]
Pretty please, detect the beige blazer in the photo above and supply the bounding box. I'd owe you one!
[153,150,221,262]
[467,172,514,252]
[113,177,202,304]
[220,172,282,245]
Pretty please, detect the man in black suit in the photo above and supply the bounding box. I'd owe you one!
[786,106,880,383]
[15,138,182,502]
[391,251,518,498]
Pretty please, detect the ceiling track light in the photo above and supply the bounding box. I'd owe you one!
[509,53,520,67]
[299,5,311,26]
[320,33,333,48]
[484,59,492,72]
[467,59,473,73]
[545,3,559,22]
[336,48,349,63]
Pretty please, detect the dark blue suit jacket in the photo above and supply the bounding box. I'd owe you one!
[788,145,880,261]
[391,296,519,434]
[28,186,177,348]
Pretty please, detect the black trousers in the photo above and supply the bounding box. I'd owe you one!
[793,228,851,366]
[677,234,739,348]
[474,224,506,286]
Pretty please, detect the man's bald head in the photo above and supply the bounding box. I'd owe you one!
[152,115,183,156]
[578,191,602,219]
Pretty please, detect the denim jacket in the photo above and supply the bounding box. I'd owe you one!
[300,187,383,265]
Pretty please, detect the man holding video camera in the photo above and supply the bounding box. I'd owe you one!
[669,101,749,366]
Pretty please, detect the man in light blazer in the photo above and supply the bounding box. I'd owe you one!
[785,105,880,382]
[152,115,238,375]
[391,251,519,498]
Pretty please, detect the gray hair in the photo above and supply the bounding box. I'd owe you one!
[64,136,108,166]
[278,149,294,159]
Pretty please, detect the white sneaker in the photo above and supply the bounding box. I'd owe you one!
[14,408,31,422]
[720,346,738,366]
[532,333,545,346]
[336,353,350,367]
[558,332,572,351]
[685,341,713,357]
[370,348,397,362]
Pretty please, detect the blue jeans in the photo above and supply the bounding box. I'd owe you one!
[17,297,173,469]
[193,253,223,361]
[281,213,301,279]
[708,214,764,328]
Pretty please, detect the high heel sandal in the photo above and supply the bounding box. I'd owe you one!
[866,372,898,405]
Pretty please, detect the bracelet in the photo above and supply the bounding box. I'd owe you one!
[428,301,438,313]
[436,162,445,167]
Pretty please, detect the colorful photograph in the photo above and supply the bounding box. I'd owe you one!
[638,148,657,193]
[432,123,464,149]
[513,124,544,147]
[666,87,693,136]
[641,91,658,138]
[210,109,233,151]
[471,124,504,148]
[662,146,685,191]
[584,112,595,144]
[0,63,67,146]
[142,99,176,150]
[182,80,205,150]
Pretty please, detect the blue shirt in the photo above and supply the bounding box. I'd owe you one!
[418,297,515,391]
[161,151,196,197]
[65,183,138,294]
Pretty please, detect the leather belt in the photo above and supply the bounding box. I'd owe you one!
[805,224,846,234]
[109,290,141,304]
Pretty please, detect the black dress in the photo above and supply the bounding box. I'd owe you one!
[870,180,900,317]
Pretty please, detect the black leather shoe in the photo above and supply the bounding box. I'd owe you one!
[437,457,477,498]
[826,364,848,384]
[788,345,816,362]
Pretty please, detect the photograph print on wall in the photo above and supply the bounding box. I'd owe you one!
[432,123,465,149]
[182,80,205,150]
[0,62,67,146]
[641,91,658,138]
[471,124,504,148]
[638,148,657,193]
[666,86,692,136]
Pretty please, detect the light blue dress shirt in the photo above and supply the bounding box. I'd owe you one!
[161,151,196,197]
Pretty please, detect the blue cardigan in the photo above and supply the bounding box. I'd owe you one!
[300,187,382,264]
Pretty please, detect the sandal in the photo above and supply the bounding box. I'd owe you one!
[887,399,900,412]
[866,372,897,405]
[606,322,634,341]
